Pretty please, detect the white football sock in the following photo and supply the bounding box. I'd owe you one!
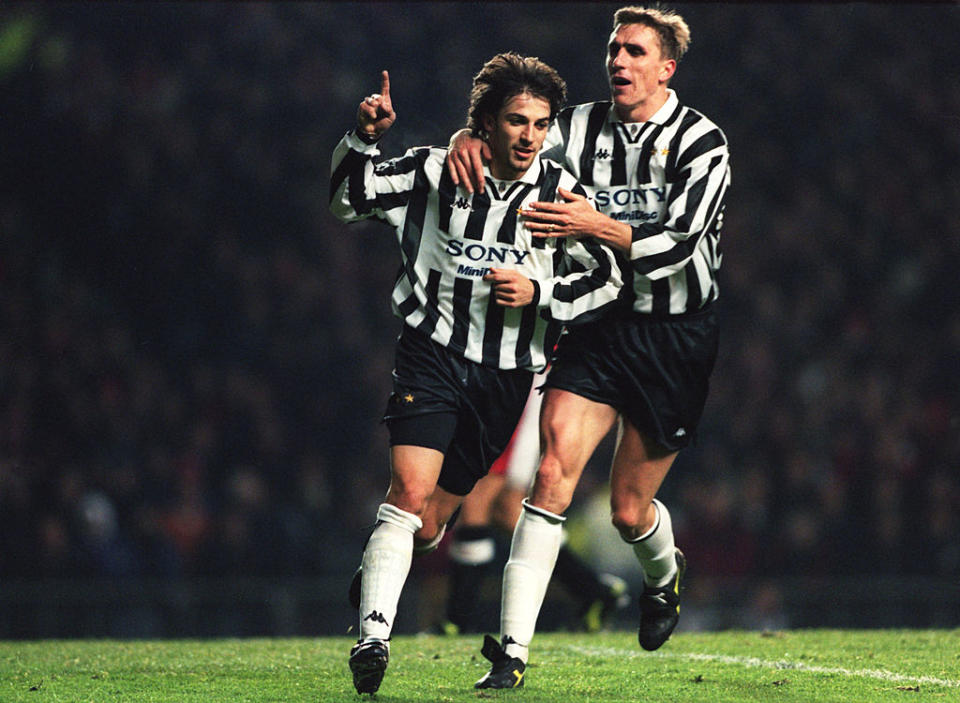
[500,500,565,663]
[627,498,677,588]
[358,503,422,642]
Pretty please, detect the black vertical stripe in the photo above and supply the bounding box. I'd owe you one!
[450,276,473,352]
[398,150,432,293]
[329,145,366,204]
[651,277,671,316]
[514,304,538,369]
[348,159,373,215]
[611,125,627,186]
[416,268,443,337]
[496,184,534,244]
[684,259,702,312]
[636,123,665,184]
[673,154,722,233]
[616,251,634,308]
[578,102,610,187]
[536,163,562,201]
[534,164,563,249]
[668,111,706,174]
[481,294,505,367]
[464,189,490,239]
[551,241,568,277]
[437,163,457,233]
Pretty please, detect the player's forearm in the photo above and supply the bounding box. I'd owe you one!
[590,215,633,253]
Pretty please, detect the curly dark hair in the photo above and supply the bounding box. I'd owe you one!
[466,52,567,138]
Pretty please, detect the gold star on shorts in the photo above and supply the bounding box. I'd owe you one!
[403,393,414,403]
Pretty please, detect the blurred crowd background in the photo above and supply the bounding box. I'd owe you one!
[1,2,958,637]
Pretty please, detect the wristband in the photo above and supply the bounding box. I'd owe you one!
[354,128,381,145]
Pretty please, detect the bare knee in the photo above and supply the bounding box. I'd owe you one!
[385,486,430,518]
[610,499,657,541]
[528,454,575,514]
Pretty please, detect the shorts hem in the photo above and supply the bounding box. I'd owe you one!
[541,378,617,410]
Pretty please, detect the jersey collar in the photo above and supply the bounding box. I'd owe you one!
[483,154,543,194]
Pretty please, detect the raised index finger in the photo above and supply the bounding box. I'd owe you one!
[380,70,390,99]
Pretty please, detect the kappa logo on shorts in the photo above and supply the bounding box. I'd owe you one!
[673,428,687,438]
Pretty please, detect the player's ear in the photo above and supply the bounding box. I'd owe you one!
[660,59,676,83]
[482,113,495,134]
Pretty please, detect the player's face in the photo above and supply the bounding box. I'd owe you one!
[606,23,675,122]
[483,92,551,180]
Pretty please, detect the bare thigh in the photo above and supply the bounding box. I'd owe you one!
[528,388,619,514]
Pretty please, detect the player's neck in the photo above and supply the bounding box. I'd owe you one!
[614,88,669,124]
[488,160,526,181]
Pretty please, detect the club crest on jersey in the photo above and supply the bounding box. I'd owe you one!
[445,239,530,266]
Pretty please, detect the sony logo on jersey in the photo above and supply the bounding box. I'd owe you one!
[445,239,530,265]
[594,186,666,208]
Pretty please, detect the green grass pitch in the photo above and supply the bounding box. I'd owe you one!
[2,630,957,702]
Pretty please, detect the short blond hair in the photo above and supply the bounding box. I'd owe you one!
[613,6,691,62]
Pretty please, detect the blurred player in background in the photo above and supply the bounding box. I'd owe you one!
[447,6,731,689]
[440,368,629,635]
[330,53,621,694]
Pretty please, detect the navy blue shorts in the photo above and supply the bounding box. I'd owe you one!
[384,326,532,496]
[545,306,719,452]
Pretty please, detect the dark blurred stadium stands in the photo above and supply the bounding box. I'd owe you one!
[0,2,958,637]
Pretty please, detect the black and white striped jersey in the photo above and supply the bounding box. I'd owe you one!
[541,90,731,316]
[330,130,622,372]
